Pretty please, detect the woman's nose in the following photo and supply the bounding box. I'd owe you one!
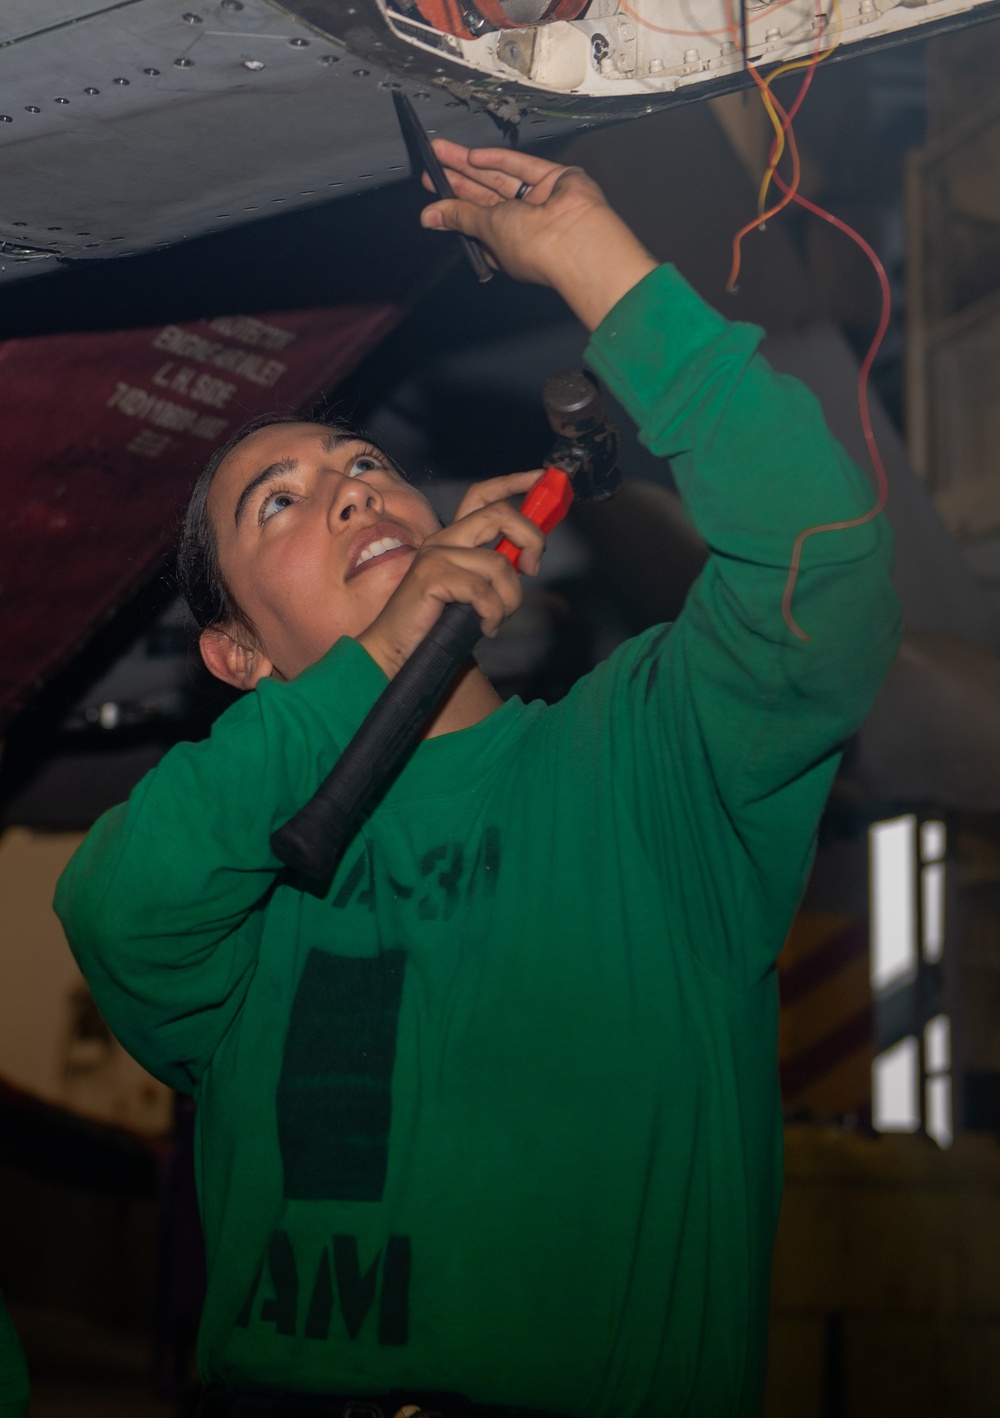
[330,474,382,525]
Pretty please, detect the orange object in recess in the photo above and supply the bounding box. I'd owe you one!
[474,0,590,28]
[408,0,475,38]
[407,0,588,39]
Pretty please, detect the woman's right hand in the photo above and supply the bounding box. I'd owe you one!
[421,141,658,333]
[356,470,547,679]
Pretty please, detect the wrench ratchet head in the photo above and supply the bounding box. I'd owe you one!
[542,368,621,502]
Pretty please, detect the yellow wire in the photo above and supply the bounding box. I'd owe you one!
[755,85,787,229]
[757,0,842,216]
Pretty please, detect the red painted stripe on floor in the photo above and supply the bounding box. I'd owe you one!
[780,1005,874,1099]
[780,919,869,1007]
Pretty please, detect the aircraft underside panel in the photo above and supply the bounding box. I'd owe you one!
[322,0,1000,99]
[0,0,997,283]
[0,0,577,283]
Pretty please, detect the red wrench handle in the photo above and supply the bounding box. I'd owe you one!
[496,466,574,568]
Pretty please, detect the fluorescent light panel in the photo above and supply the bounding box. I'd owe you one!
[924,1014,951,1075]
[870,815,917,992]
[872,1036,920,1133]
[921,820,946,863]
[926,1076,953,1149]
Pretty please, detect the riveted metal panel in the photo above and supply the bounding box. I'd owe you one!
[0,0,574,281]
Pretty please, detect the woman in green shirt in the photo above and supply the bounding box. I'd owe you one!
[56,145,899,1418]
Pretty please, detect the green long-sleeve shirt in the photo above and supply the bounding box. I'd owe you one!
[56,265,899,1417]
[0,1292,28,1418]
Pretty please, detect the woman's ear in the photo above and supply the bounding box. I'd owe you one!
[199,627,274,690]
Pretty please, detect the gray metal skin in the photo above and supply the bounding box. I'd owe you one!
[0,0,583,284]
[5,0,1000,287]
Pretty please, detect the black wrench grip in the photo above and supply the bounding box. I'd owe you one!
[270,600,482,881]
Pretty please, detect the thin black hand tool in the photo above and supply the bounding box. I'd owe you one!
[393,89,493,283]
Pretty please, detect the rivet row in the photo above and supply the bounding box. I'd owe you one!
[0,42,337,117]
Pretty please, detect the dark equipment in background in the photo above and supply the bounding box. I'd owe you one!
[271,366,620,882]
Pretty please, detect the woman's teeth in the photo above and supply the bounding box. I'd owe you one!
[357,536,404,566]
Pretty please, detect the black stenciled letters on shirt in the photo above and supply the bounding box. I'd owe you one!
[237,1232,411,1346]
[256,827,504,1349]
[331,827,501,918]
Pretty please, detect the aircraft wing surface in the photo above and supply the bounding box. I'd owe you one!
[1,0,998,284]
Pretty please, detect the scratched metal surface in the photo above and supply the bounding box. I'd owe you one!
[0,0,575,283]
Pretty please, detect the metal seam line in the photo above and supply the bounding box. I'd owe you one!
[0,0,150,52]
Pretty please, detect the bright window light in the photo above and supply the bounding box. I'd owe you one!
[872,1036,920,1132]
[921,820,946,863]
[922,862,945,963]
[926,1076,953,1149]
[924,1014,951,1074]
[870,816,917,991]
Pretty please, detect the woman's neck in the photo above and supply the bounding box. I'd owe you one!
[423,659,503,739]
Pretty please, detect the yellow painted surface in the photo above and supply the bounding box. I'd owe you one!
[778,912,872,1116]
[0,826,171,1134]
[765,1314,827,1418]
[779,953,871,1061]
[780,911,854,968]
[0,827,89,1100]
[948,131,1000,226]
[766,1127,1000,1418]
[787,1046,872,1119]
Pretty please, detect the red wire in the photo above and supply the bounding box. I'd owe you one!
[726,77,801,292]
[758,43,820,197]
[628,0,890,640]
[719,0,891,639]
[771,169,892,641]
[726,3,823,292]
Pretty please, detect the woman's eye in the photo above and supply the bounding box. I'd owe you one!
[348,455,383,478]
[260,491,294,523]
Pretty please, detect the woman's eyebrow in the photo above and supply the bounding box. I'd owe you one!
[322,430,393,464]
[322,430,356,454]
[233,457,297,528]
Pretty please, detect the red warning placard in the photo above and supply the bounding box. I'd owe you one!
[0,301,404,723]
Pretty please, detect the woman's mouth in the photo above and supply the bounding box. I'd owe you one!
[346,527,415,579]
[357,535,405,566]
